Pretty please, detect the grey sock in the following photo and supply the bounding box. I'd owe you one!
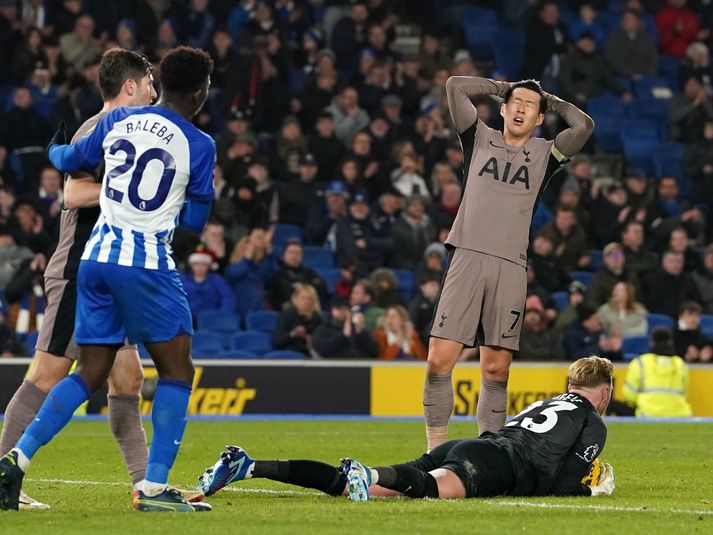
[0,380,47,456]
[108,394,148,485]
[423,372,453,428]
[476,378,508,436]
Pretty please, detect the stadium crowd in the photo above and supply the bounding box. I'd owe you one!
[0,0,711,361]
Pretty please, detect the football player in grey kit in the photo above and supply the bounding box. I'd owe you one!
[424,77,594,451]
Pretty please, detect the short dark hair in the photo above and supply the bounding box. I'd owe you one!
[650,326,675,356]
[159,46,213,93]
[679,301,703,315]
[99,48,152,100]
[504,79,546,114]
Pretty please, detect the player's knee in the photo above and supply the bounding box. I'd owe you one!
[426,353,456,374]
[26,352,72,393]
[482,363,510,383]
[426,339,461,374]
[108,370,143,396]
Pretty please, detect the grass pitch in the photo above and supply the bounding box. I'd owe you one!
[0,419,711,534]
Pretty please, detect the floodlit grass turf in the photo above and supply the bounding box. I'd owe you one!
[0,420,712,534]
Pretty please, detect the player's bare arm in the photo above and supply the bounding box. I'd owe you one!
[63,175,101,209]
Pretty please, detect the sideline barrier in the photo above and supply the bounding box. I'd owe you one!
[1,360,712,417]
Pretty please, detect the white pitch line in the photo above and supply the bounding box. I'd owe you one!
[25,479,713,516]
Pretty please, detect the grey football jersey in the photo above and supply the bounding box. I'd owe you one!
[446,123,558,267]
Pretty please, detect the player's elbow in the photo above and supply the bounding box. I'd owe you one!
[583,115,595,136]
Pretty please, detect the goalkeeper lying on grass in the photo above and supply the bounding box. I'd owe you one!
[193,356,615,501]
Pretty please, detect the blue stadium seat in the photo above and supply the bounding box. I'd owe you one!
[569,271,594,289]
[552,291,569,311]
[491,27,525,80]
[621,135,659,176]
[463,22,496,60]
[591,115,624,153]
[392,269,414,301]
[264,350,306,360]
[196,310,241,333]
[647,313,674,332]
[653,142,685,178]
[622,335,650,356]
[701,315,713,338]
[314,267,341,294]
[587,95,625,118]
[23,331,39,356]
[633,76,673,99]
[245,310,279,334]
[192,332,224,357]
[271,223,304,249]
[658,54,681,91]
[231,331,273,355]
[302,246,336,268]
[587,249,603,272]
[461,5,498,25]
[214,350,259,359]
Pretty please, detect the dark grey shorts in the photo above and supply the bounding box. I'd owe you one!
[429,248,527,351]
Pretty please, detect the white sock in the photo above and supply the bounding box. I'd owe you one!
[12,448,30,473]
[139,479,167,497]
[369,468,379,485]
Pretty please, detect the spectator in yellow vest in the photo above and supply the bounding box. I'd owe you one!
[623,327,692,418]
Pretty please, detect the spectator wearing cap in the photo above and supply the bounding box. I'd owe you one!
[295,26,324,73]
[557,177,589,232]
[311,296,379,358]
[279,153,323,228]
[564,303,624,360]
[414,242,447,289]
[605,8,658,79]
[620,221,658,281]
[559,32,631,109]
[369,189,402,238]
[390,153,431,200]
[642,249,701,318]
[408,274,440,346]
[181,246,237,324]
[298,67,339,132]
[267,239,326,310]
[538,206,590,272]
[273,283,322,356]
[336,192,392,273]
[691,245,713,314]
[380,93,406,136]
[517,295,566,360]
[587,242,642,308]
[29,60,59,120]
[597,281,648,338]
[555,280,588,332]
[331,0,369,73]
[668,74,713,143]
[308,111,346,181]
[271,114,309,181]
[305,180,349,247]
[59,14,101,70]
[367,112,396,164]
[326,86,370,144]
[390,196,436,271]
[529,233,571,294]
[674,301,713,362]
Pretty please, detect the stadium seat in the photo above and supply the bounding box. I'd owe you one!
[196,310,241,333]
[491,27,525,81]
[271,223,304,249]
[591,115,624,153]
[633,76,673,99]
[264,350,306,360]
[245,310,279,334]
[701,315,713,338]
[621,135,659,176]
[653,142,685,178]
[552,291,569,311]
[22,331,39,356]
[463,22,496,60]
[647,313,674,332]
[231,331,273,355]
[587,95,625,118]
[392,269,414,301]
[658,54,681,91]
[622,335,650,356]
[214,350,259,359]
[624,353,639,362]
[587,249,603,272]
[314,267,341,294]
[192,332,224,357]
[569,271,594,289]
[302,246,336,268]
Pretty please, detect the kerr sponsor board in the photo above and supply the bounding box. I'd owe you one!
[370,364,713,417]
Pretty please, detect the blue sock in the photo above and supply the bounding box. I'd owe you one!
[16,374,91,461]
[145,379,192,485]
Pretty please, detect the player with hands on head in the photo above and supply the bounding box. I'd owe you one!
[423,74,594,451]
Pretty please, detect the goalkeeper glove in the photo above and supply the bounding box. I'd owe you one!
[46,120,67,158]
[589,463,615,497]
